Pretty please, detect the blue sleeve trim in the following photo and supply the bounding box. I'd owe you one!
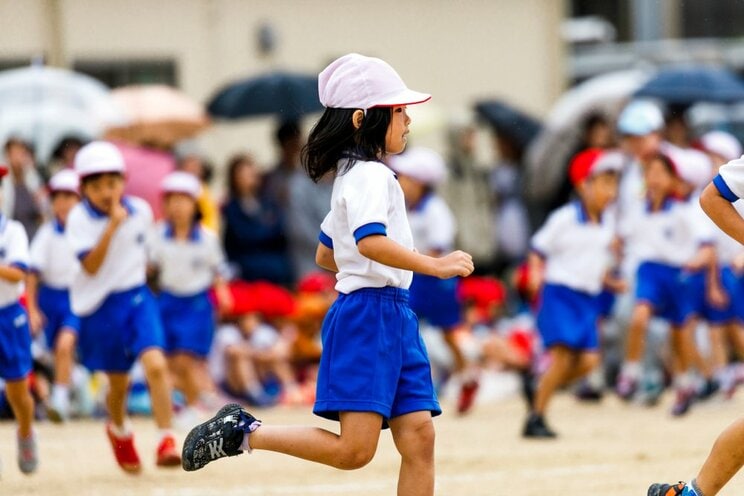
[77,250,91,261]
[10,262,28,272]
[353,222,387,244]
[318,231,334,249]
[713,174,739,203]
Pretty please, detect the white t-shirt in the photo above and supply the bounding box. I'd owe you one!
[320,160,415,294]
[0,215,29,308]
[66,196,152,316]
[716,156,744,201]
[531,202,615,295]
[408,193,456,254]
[29,220,80,289]
[620,196,713,268]
[149,222,225,296]
[208,323,280,383]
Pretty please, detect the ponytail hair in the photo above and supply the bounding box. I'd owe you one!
[302,107,391,183]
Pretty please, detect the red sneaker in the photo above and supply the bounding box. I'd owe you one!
[156,434,181,467]
[106,424,141,474]
[457,379,479,415]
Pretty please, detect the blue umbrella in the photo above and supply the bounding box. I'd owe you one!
[634,66,744,105]
[208,71,323,120]
[474,100,542,150]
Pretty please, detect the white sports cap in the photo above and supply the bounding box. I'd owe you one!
[318,53,431,110]
[617,100,664,136]
[699,130,743,162]
[161,171,201,199]
[48,169,80,195]
[662,143,712,189]
[388,147,447,186]
[74,141,126,178]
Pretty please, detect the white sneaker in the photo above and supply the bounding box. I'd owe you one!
[17,431,38,474]
[174,406,201,431]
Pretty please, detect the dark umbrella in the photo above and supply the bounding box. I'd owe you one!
[207,71,323,120]
[634,66,744,105]
[474,100,542,151]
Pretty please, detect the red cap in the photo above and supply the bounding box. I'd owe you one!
[0,164,7,179]
[568,148,625,186]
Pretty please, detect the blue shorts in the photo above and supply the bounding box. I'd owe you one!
[635,262,693,326]
[314,287,441,427]
[0,303,32,381]
[537,284,600,351]
[39,285,80,347]
[78,285,165,373]
[596,289,616,319]
[158,290,215,357]
[686,270,736,324]
[409,274,461,329]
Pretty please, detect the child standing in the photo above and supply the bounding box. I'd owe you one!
[390,147,479,414]
[149,171,231,425]
[182,53,474,496]
[524,149,624,438]
[0,163,37,474]
[26,169,81,422]
[66,141,180,473]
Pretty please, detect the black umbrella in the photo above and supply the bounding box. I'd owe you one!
[208,71,324,120]
[474,100,542,150]
[634,66,744,105]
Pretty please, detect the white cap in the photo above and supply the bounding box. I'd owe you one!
[617,100,664,136]
[662,143,712,189]
[48,169,80,195]
[318,53,431,110]
[161,171,201,199]
[699,130,743,162]
[388,147,447,186]
[74,141,126,178]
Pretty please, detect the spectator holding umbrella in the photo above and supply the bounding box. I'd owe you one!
[222,153,294,286]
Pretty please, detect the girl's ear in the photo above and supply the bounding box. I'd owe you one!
[352,110,365,130]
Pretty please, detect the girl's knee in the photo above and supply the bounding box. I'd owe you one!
[396,419,435,460]
[337,443,377,470]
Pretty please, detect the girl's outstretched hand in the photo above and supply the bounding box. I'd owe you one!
[435,250,474,279]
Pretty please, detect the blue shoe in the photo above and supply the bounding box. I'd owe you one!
[647,482,690,495]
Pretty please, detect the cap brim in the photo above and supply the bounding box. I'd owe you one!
[0,168,7,179]
[373,89,431,107]
[592,151,626,175]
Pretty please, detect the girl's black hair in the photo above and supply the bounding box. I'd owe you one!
[302,107,392,183]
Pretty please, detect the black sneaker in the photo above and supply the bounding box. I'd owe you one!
[181,403,261,472]
[647,482,688,495]
[696,379,720,401]
[522,413,557,439]
[671,389,695,417]
[520,370,536,410]
[575,382,603,403]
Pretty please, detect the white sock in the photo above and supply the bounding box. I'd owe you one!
[158,429,173,441]
[110,421,132,438]
[622,361,642,380]
[51,385,70,409]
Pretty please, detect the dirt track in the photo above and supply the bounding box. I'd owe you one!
[2,393,743,495]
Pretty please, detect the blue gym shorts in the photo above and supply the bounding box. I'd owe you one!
[314,286,442,428]
[158,290,215,358]
[635,262,693,326]
[409,274,461,329]
[78,285,165,373]
[0,302,33,381]
[686,270,735,324]
[537,283,600,351]
[38,285,80,348]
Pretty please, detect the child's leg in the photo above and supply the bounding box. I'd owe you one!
[169,353,200,406]
[563,352,600,384]
[694,417,744,496]
[389,411,435,496]
[249,411,382,469]
[533,346,575,415]
[442,330,466,373]
[140,348,174,430]
[106,373,130,428]
[53,329,76,386]
[625,303,652,363]
[5,378,34,438]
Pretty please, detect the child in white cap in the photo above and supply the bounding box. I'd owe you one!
[0,162,38,474]
[182,53,474,495]
[148,171,231,425]
[26,169,81,422]
[65,141,180,472]
[389,147,480,414]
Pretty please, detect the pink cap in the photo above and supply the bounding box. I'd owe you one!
[661,143,712,189]
[318,53,431,110]
[389,147,447,186]
[699,131,742,162]
[48,169,80,195]
[161,171,201,199]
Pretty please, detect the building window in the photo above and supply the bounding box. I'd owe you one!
[73,59,178,88]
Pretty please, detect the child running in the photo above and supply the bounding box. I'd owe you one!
[523,148,624,438]
[66,141,181,472]
[149,171,232,426]
[389,147,479,414]
[648,148,744,496]
[181,53,474,496]
[26,169,81,422]
[0,162,37,474]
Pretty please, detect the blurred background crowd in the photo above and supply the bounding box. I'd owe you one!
[4,0,744,429]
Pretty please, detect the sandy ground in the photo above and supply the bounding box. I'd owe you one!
[2,393,744,496]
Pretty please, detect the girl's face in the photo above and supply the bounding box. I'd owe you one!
[580,172,619,213]
[164,193,197,226]
[644,157,676,200]
[234,161,261,197]
[622,133,661,162]
[385,106,411,155]
[51,192,80,223]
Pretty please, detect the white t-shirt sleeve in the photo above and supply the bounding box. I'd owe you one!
[343,164,391,243]
[29,224,50,273]
[424,197,456,251]
[146,224,162,267]
[530,208,568,257]
[65,207,99,259]
[205,229,227,275]
[716,156,744,201]
[319,211,334,249]
[7,222,30,270]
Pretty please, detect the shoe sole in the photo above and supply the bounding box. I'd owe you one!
[182,403,244,472]
[157,454,182,468]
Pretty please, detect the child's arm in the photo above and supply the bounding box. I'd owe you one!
[25,271,44,335]
[700,182,744,245]
[526,251,545,297]
[357,235,473,279]
[80,202,128,275]
[0,264,25,283]
[213,274,234,316]
[315,243,338,273]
